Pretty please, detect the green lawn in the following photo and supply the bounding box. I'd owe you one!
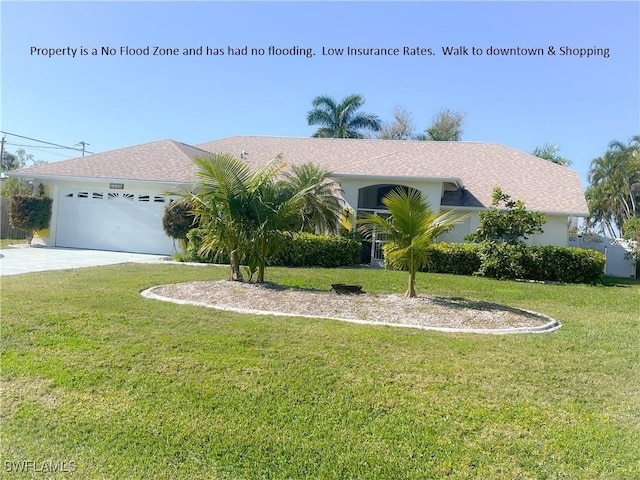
[1,264,639,479]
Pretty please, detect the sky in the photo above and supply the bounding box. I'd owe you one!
[1,1,639,188]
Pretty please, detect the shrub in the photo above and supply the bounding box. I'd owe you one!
[475,243,604,283]
[8,194,53,245]
[385,241,605,284]
[421,242,482,275]
[185,229,360,268]
[271,232,360,267]
[466,187,545,244]
[162,200,196,243]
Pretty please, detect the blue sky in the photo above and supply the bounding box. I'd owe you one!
[1,1,638,187]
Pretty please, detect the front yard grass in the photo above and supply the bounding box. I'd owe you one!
[1,264,639,479]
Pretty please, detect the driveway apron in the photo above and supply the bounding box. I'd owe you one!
[0,246,167,276]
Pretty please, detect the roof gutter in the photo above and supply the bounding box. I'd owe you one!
[4,172,191,187]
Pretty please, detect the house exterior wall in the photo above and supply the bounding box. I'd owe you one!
[528,214,570,246]
[438,210,571,246]
[338,177,444,217]
[30,174,574,255]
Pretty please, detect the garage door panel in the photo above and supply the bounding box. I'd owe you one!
[56,189,175,254]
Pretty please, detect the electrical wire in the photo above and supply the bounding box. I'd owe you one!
[0,131,95,155]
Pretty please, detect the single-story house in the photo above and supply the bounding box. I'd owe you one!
[9,136,589,261]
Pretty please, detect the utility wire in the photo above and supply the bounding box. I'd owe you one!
[6,142,71,150]
[0,131,95,155]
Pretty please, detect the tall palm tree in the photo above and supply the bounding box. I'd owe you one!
[586,136,640,235]
[358,188,467,298]
[307,94,381,138]
[281,163,343,234]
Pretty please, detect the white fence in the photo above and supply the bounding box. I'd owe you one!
[569,234,637,278]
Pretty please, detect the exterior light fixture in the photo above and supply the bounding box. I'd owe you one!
[38,183,45,196]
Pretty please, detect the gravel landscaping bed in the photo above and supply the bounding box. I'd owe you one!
[144,280,560,334]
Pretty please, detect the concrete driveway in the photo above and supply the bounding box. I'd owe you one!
[0,246,169,276]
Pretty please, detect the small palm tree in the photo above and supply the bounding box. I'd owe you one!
[281,163,343,234]
[188,153,285,282]
[307,94,381,139]
[358,188,467,298]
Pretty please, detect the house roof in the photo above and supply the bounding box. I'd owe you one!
[11,135,589,215]
[11,139,208,184]
[197,136,589,215]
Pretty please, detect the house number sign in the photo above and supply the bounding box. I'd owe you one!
[109,183,125,189]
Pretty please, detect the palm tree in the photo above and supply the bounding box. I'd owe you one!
[532,142,572,166]
[358,188,467,298]
[307,94,381,138]
[188,153,261,281]
[586,136,640,235]
[281,163,343,234]
[187,154,343,283]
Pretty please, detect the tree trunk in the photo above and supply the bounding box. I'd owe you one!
[229,250,243,282]
[405,268,417,298]
[257,263,265,284]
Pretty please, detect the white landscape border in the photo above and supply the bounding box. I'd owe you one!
[141,285,562,335]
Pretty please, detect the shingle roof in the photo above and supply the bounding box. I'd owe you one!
[11,136,589,215]
[12,139,207,183]
[197,136,589,215]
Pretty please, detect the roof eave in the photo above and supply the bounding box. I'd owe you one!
[5,172,191,186]
[332,173,464,188]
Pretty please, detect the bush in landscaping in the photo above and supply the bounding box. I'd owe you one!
[270,232,361,267]
[185,229,360,268]
[8,194,53,245]
[385,241,605,284]
[420,242,482,275]
[162,200,196,244]
[475,242,605,283]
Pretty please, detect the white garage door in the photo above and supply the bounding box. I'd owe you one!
[56,189,175,254]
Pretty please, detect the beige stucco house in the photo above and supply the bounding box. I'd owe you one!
[10,136,589,260]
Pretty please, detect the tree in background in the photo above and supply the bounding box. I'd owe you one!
[377,107,416,140]
[416,108,465,141]
[1,151,20,171]
[532,142,572,166]
[586,136,640,236]
[1,148,46,171]
[358,188,467,298]
[1,178,31,198]
[622,217,640,262]
[307,94,381,139]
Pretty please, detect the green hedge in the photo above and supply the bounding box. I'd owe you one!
[420,242,482,276]
[385,241,605,284]
[270,232,361,267]
[184,229,360,268]
[476,243,605,283]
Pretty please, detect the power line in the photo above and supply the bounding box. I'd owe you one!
[0,131,95,155]
[5,142,71,150]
